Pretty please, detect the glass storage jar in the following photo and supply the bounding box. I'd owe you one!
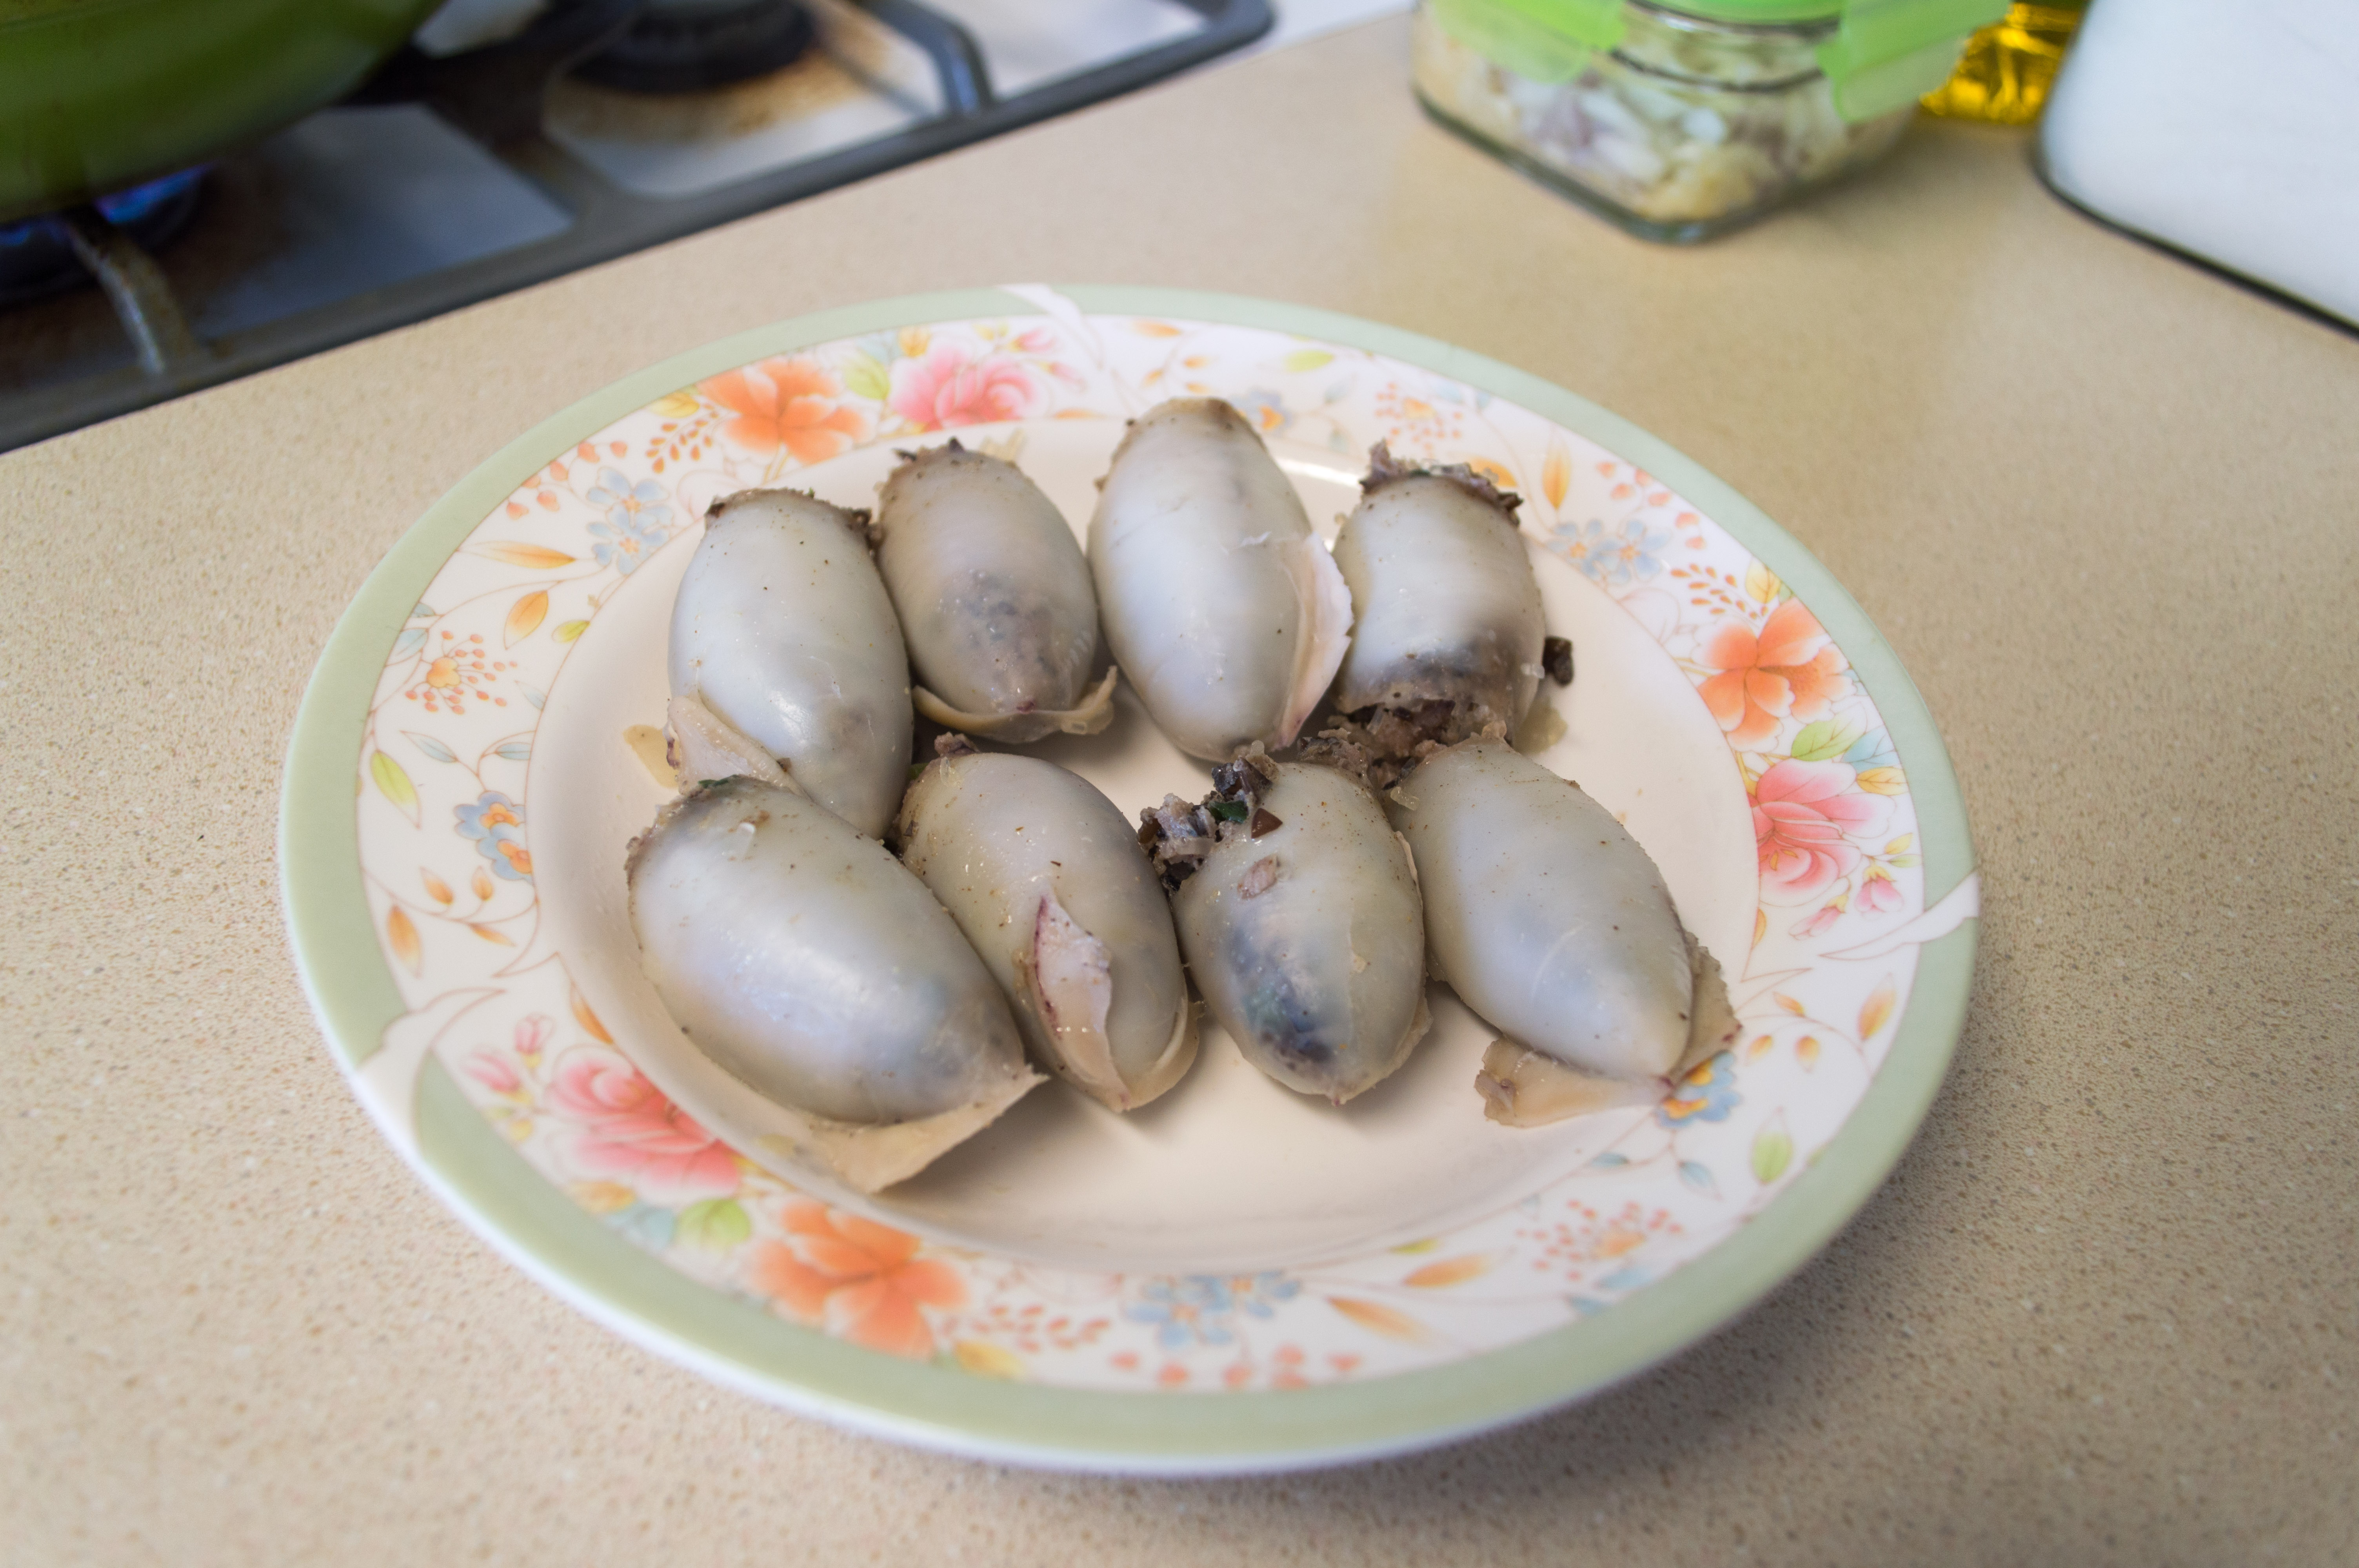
[1412,0,2006,242]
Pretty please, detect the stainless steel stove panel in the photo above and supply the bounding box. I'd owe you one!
[0,0,1270,452]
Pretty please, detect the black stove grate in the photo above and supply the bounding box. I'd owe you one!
[0,0,1270,454]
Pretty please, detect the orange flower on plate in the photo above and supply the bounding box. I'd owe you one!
[1699,598,1848,749]
[750,1202,964,1359]
[698,357,868,465]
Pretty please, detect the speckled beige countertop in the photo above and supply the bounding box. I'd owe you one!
[4,17,2355,1564]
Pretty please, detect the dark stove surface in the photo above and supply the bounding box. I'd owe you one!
[4,109,569,400]
[0,0,1270,453]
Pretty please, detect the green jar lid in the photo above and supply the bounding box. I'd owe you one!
[1427,0,2008,120]
[1641,0,1845,20]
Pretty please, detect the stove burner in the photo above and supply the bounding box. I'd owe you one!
[0,168,206,309]
[572,0,817,94]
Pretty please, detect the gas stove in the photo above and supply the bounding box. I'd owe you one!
[0,0,1272,453]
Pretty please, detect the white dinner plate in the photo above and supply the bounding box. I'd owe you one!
[282,285,1977,1473]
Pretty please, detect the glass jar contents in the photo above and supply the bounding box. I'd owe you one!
[1411,0,1917,243]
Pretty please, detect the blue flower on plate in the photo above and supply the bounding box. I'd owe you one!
[1547,519,1611,579]
[1225,1271,1301,1320]
[589,512,667,575]
[1127,1277,1233,1349]
[587,465,669,523]
[585,467,671,575]
[1125,1272,1302,1350]
[1551,516,1671,588]
[1225,388,1293,437]
[455,790,532,881]
[1657,1051,1741,1127]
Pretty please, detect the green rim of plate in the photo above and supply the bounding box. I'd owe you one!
[280,285,1976,1474]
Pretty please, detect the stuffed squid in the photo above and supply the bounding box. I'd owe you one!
[1089,399,1352,762]
[1325,444,1565,781]
[628,777,1041,1192]
[895,741,1196,1109]
[1383,739,1738,1125]
[1141,751,1427,1103]
[667,487,911,837]
[870,442,1117,742]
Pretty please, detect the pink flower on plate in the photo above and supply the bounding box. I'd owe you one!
[547,1048,738,1204]
[888,344,1045,430]
[1752,760,1891,904]
[514,1012,553,1062]
[1789,904,1843,940]
[1858,864,1905,915]
[465,1050,521,1094]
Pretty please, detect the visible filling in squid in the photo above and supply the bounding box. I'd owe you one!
[1135,749,1287,894]
[1319,443,1574,787]
[1140,748,1428,1104]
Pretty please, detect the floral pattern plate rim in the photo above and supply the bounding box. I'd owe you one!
[282,285,1976,1475]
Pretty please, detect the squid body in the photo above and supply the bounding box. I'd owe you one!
[667,487,912,837]
[871,443,1116,742]
[1089,399,1351,762]
[628,777,1041,1192]
[1328,445,1550,770]
[896,746,1196,1110]
[1143,754,1428,1103]
[1385,739,1737,1125]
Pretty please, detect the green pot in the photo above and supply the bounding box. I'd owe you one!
[0,0,443,221]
